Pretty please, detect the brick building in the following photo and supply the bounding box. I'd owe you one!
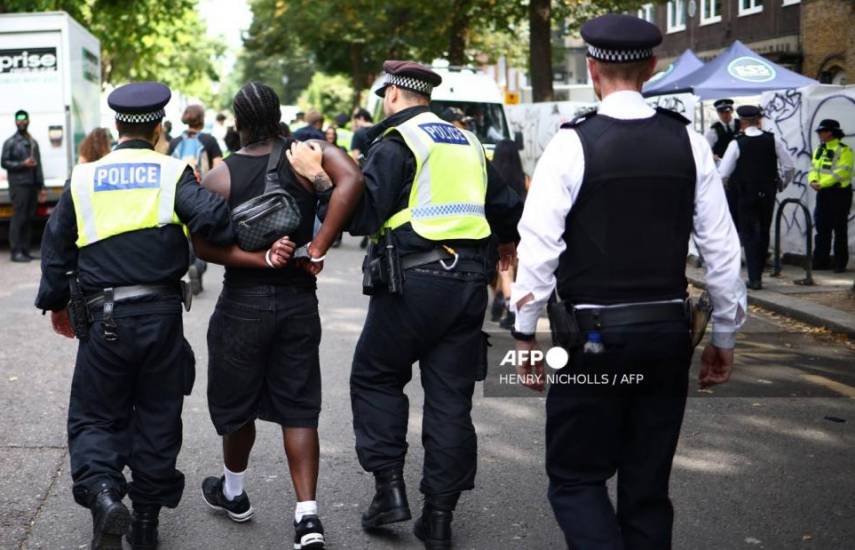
[638,0,854,84]
[800,0,854,84]
[638,1,803,70]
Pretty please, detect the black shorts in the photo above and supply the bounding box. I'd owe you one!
[207,284,322,434]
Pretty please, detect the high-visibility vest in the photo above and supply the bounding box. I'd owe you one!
[809,139,853,189]
[70,147,187,248]
[336,127,353,149]
[382,111,490,241]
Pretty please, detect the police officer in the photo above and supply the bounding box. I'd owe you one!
[290,60,522,548]
[719,105,794,289]
[35,82,237,550]
[511,15,746,549]
[809,119,853,272]
[706,99,739,226]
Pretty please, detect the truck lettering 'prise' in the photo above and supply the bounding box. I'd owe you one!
[0,48,58,73]
[419,123,468,145]
[93,163,161,192]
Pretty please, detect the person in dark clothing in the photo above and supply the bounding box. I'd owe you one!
[292,111,325,141]
[194,81,363,550]
[35,82,241,550]
[719,105,795,290]
[706,99,739,229]
[488,139,528,329]
[349,107,375,161]
[290,61,522,549]
[2,109,44,262]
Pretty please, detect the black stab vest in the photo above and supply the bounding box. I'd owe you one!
[731,132,778,196]
[711,121,736,157]
[556,110,697,305]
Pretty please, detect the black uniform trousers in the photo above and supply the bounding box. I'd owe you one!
[351,267,487,499]
[725,183,740,233]
[813,185,852,271]
[546,320,691,550]
[737,190,776,283]
[8,183,39,255]
[68,298,194,509]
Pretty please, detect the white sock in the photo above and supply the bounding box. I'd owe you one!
[295,500,318,523]
[223,466,245,501]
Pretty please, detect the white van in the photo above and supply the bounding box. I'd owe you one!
[365,65,519,156]
[0,11,100,222]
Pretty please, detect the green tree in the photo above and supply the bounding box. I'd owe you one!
[525,0,662,102]
[0,0,223,101]
[297,73,354,117]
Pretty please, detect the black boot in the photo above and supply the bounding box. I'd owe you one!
[414,494,458,549]
[89,488,130,550]
[361,470,411,529]
[126,504,160,550]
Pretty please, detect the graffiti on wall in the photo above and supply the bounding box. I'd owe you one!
[761,85,855,256]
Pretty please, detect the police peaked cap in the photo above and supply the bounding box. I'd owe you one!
[713,99,734,112]
[375,60,442,98]
[581,14,662,63]
[736,105,762,119]
[108,82,171,124]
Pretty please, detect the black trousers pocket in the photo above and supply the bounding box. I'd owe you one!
[181,338,196,396]
[475,331,490,382]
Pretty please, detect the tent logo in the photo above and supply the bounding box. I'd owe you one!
[647,63,674,84]
[727,56,776,83]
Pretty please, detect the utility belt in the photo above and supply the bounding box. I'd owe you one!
[547,293,710,351]
[362,232,485,296]
[67,277,190,342]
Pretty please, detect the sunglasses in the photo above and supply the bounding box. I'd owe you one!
[15,115,28,122]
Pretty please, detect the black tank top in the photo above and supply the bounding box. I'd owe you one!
[223,139,317,289]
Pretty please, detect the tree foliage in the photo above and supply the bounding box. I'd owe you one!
[297,73,354,117]
[0,0,223,101]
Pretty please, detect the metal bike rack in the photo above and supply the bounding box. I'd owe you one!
[772,198,814,286]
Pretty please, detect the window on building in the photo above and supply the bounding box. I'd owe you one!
[638,3,655,23]
[739,0,764,16]
[701,0,722,24]
[667,0,686,33]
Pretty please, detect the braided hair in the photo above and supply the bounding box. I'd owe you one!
[233,81,282,146]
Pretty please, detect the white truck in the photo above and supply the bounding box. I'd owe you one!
[365,65,521,158]
[0,11,101,222]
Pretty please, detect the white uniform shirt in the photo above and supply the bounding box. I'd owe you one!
[511,90,747,348]
[705,120,737,150]
[718,126,796,189]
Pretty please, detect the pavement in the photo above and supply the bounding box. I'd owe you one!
[1,236,854,550]
[686,260,855,337]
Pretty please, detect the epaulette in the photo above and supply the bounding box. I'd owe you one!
[561,108,598,129]
[655,106,691,125]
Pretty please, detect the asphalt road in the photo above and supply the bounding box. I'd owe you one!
[1,235,854,550]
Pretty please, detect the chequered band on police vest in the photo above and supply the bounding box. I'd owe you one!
[114,109,166,124]
[586,45,653,63]
[383,74,434,96]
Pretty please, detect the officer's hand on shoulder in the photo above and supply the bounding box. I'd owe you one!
[699,344,734,389]
[287,141,324,182]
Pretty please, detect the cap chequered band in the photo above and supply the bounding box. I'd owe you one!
[586,45,653,63]
[384,74,433,96]
[115,109,165,124]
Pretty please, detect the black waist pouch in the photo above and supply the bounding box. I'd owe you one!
[547,291,583,350]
